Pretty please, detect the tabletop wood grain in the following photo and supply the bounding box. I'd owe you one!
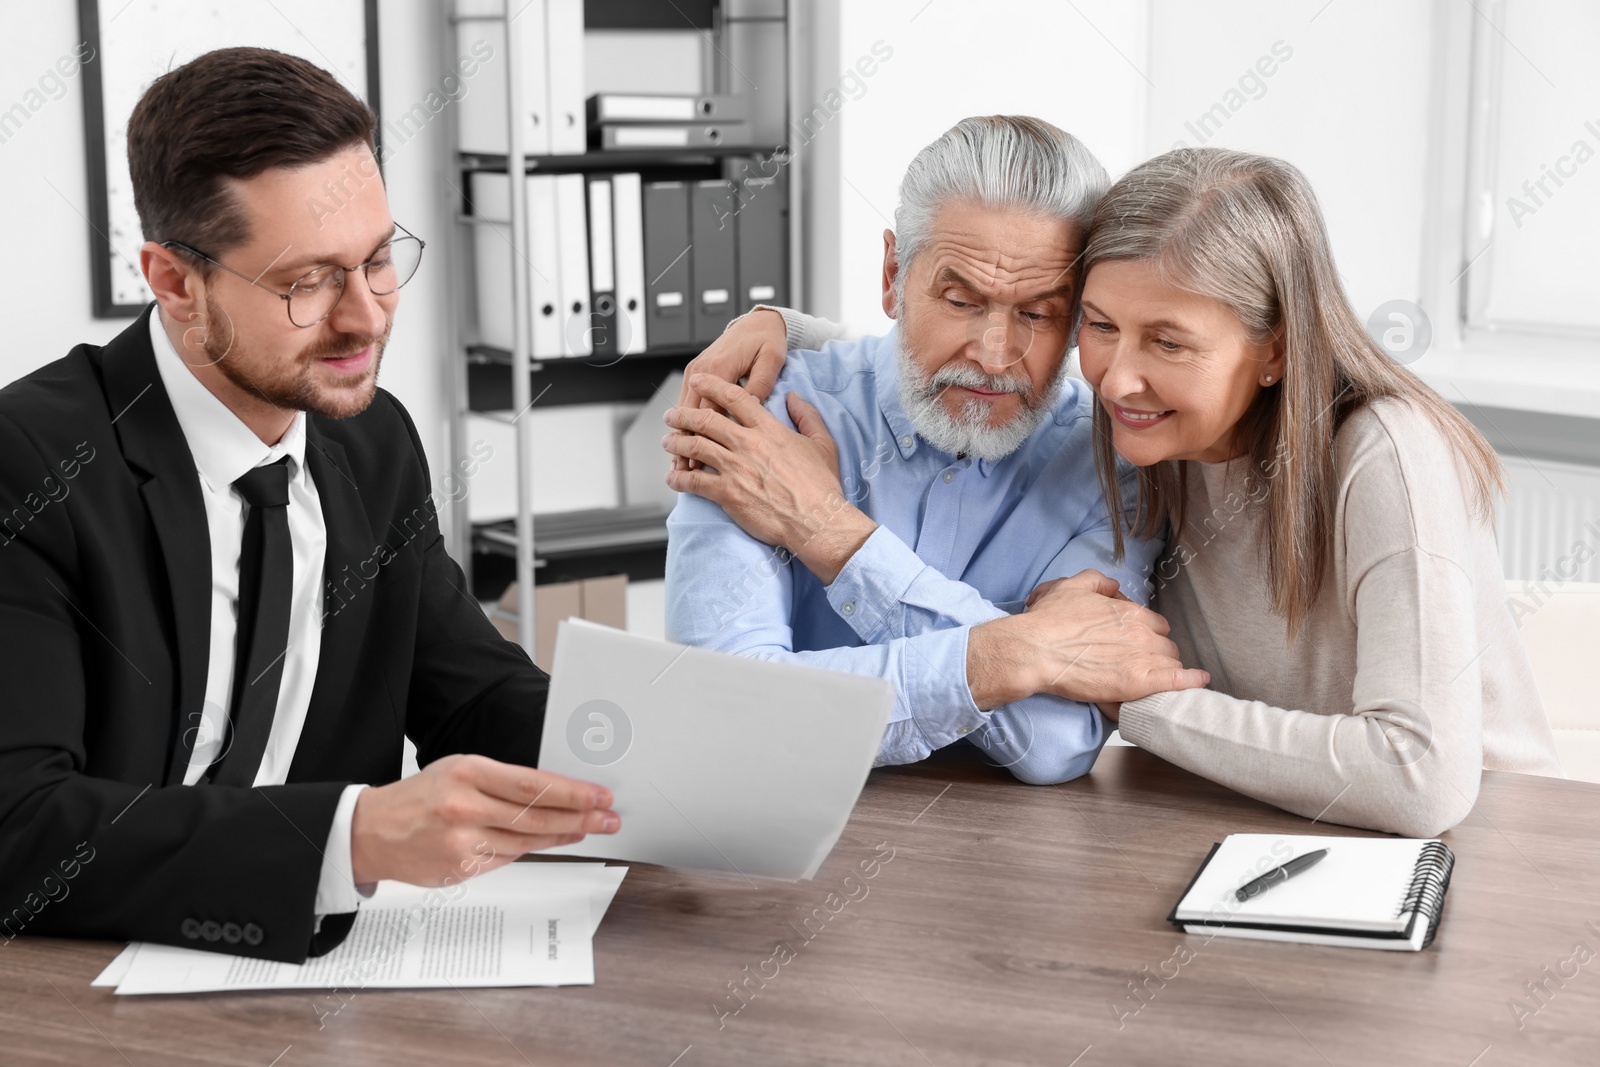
[4,745,1597,1067]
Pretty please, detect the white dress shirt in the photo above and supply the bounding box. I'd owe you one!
[148,311,368,919]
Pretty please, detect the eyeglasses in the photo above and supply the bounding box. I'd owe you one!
[161,225,425,328]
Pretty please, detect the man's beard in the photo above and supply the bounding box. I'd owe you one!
[203,301,389,420]
[895,333,1066,463]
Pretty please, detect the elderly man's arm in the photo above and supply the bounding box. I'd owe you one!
[808,472,1187,779]
[666,490,1104,779]
[825,461,1157,639]
[666,477,1209,782]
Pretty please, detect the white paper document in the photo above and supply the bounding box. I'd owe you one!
[537,619,894,880]
[93,863,626,994]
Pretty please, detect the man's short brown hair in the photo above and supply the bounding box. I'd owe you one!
[127,46,377,263]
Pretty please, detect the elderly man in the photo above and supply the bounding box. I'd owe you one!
[662,116,1207,784]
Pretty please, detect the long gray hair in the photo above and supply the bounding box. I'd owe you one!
[1085,147,1502,633]
[892,115,1108,306]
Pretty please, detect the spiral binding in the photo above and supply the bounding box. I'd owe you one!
[1394,840,1456,949]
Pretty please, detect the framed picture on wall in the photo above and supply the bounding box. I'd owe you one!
[76,0,381,318]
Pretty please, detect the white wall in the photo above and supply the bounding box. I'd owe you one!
[0,6,126,375]
[376,0,458,537]
[1144,0,1437,328]
[801,0,1150,332]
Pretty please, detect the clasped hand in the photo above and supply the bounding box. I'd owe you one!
[969,570,1210,716]
[661,374,876,585]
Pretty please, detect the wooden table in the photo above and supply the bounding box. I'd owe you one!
[5,745,1598,1066]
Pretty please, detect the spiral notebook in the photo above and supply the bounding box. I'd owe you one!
[1167,834,1455,951]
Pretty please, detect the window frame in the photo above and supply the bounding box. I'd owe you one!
[1422,0,1600,355]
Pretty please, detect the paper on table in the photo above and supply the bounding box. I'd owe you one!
[114,896,589,995]
[96,863,625,994]
[92,944,137,987]
[498,861,627,937]
[537,619,893,880]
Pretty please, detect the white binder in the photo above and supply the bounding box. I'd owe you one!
[527,175,564,359]
[554,173,592,357]
[544,0,587,155]
[586,176,618,359]
[468,171,563,359]
[468,173,514,350]
[611,173,649,355]
[587,177,615,296]
[455,0,551,157]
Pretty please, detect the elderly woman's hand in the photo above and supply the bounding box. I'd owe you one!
[671,309,791,471]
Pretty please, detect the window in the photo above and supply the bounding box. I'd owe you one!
[1461,0,1600,341]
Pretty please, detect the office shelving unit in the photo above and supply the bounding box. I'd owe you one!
[441,0,802,652]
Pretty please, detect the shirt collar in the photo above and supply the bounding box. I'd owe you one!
[872,327,998,478]
[148,308,308,494]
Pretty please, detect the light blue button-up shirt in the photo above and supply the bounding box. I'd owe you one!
[665,328,1161,784]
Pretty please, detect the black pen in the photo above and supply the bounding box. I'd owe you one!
[1235,848,1329,902]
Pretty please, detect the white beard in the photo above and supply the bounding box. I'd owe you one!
[895,334,1066,463]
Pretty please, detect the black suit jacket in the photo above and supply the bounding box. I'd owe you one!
[0,306,549,963]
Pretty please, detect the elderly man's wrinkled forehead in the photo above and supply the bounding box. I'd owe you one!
[909,201,1084,300]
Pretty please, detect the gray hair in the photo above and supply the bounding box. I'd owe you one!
[892,115,1109,293]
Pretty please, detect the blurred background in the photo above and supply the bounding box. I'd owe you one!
[2,0,1596,648]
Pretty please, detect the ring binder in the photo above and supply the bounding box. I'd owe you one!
[1394,840,1455,949]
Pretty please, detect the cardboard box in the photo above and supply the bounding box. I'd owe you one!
[489,574,629,671]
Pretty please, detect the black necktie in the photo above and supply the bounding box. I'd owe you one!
[207,457,294,787]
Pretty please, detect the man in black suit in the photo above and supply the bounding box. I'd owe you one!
[0,47,618,964]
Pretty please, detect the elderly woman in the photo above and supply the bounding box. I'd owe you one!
[674,144,1562,837]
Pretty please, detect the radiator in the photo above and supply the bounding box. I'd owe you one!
[1497,455,1600,584]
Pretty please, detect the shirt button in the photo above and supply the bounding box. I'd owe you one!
[943,470,955,484]
[841,602,855,616]
[957,725,973,735]
[900,435,913,449]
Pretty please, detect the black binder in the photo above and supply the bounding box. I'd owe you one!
[726,157,789,315]
[690,178,738,343]
[642,181,692,349]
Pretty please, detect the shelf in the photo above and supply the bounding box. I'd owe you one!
[469,505,673,596]
[464,344,696,410]
[458,145,789,175]
[442,0,796,600]
[478,504,672,556]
